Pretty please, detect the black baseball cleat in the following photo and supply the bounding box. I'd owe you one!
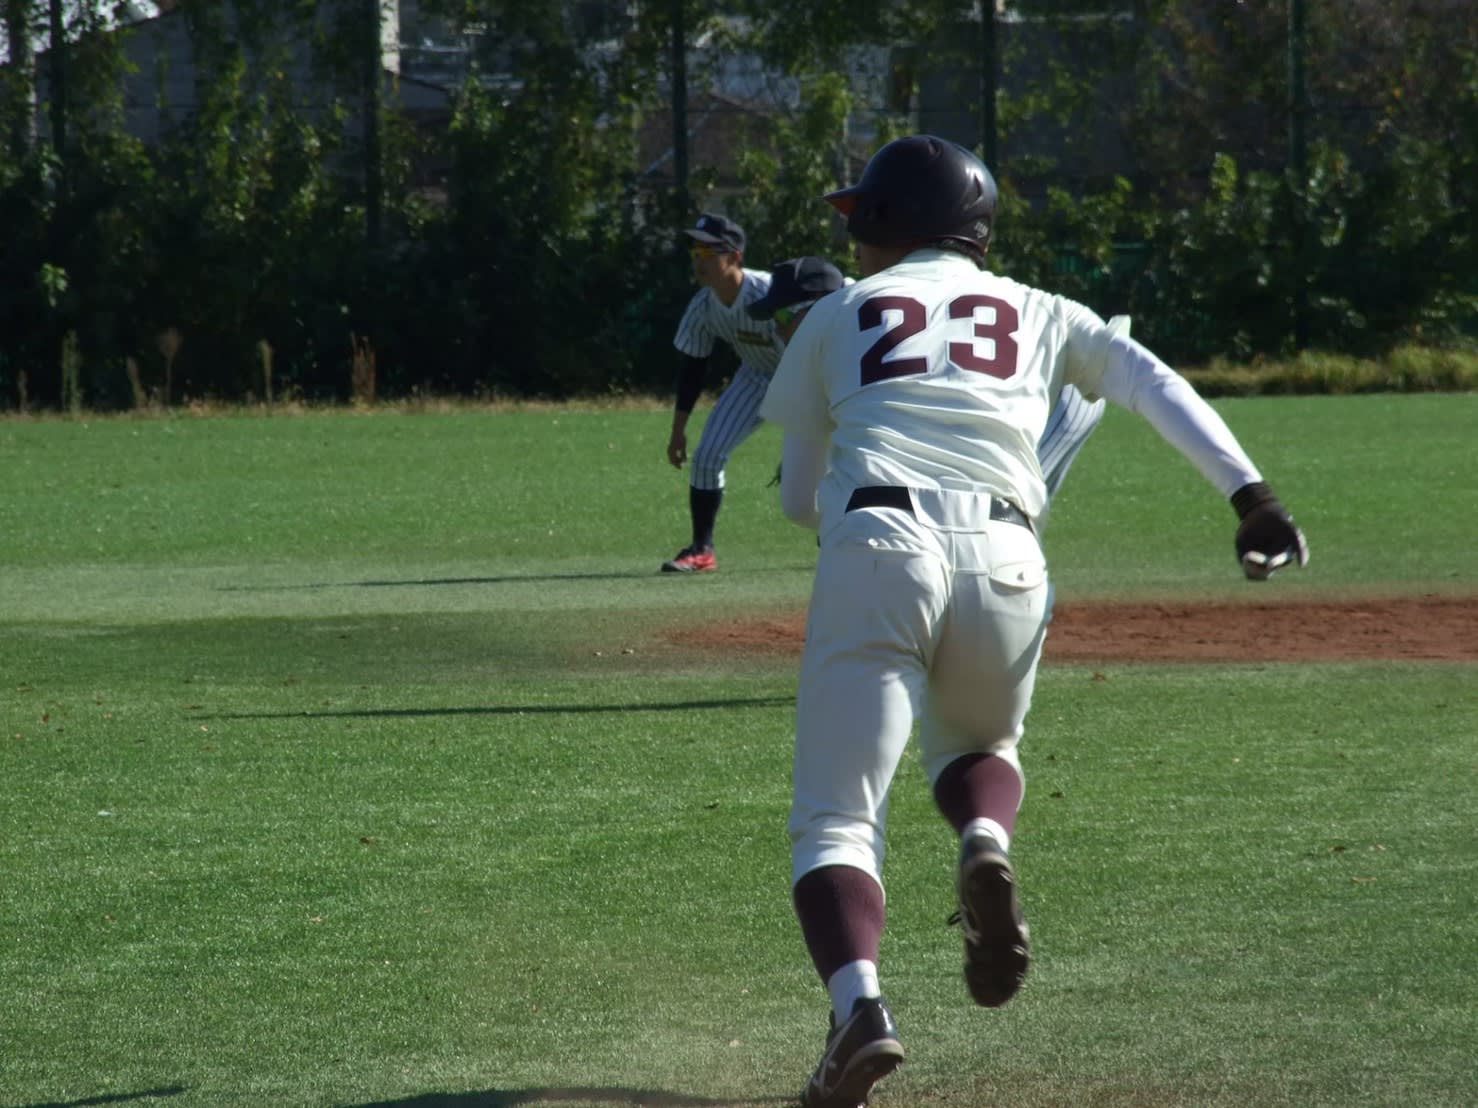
[952,829,1031,1007]
[800,996,905,1108]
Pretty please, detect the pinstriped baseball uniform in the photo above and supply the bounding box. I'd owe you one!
[1034,316,1126,522]
[673,270,785,489]
[1037,385,1102,498]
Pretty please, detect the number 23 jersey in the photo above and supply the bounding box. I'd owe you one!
[759,247,1119,521]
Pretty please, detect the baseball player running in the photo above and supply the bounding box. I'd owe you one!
[758,135,1308,1108]
[660,213,785,573]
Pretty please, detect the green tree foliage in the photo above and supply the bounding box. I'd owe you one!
[140,6,357,399]
[0,0,1471,409]
[734,0,968,71]
[398,0,688,397]
[728,72,857,268]
[0,0,152,408]
[1117,1,1476,359]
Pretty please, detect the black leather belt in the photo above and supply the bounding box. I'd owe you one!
[845,485,1034,533]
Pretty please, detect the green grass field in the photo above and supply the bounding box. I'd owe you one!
[2,395,1475,1108]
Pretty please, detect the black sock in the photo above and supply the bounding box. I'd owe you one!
[690,487,722,550]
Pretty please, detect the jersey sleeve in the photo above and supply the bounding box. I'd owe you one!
[673,289,715,358]
[673,354,708,413]
[1057,297,1117,399]
[1091,334,1263,496]
[758,306,834,440]
[778,432,827,530]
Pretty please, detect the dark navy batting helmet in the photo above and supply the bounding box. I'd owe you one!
[823,134,997,257]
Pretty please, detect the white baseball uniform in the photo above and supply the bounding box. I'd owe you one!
[673,268,785,489]
[760,248,1262,886]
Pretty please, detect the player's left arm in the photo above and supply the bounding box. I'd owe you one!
[1076,327,1309,580]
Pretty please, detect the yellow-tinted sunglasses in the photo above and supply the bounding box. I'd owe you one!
[689,242,731,259]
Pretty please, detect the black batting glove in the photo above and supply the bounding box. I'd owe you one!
[1231,481,1309,581]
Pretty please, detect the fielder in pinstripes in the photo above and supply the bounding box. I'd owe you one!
[660,213,785,574]
[1038,363,1112,509]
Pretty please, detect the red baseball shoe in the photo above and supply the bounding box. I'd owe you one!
[660,546,717,573]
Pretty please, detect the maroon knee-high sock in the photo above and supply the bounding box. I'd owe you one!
[792,865,886,984]
[932,752,1024,837]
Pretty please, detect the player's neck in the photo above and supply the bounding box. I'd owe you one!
[707,268,745,306]
[859,243,912,276]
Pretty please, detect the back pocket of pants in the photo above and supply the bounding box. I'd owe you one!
[988,559,1046,592]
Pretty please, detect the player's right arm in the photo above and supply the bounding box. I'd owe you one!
[668,354,708,467]
[669,289,716,468]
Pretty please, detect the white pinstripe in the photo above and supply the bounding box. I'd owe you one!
[1037,384,1106,501]
[1036,314,1128,509]
[674,269,784,374]
[690,364,770,489]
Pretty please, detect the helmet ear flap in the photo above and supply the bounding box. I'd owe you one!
[867,199,889,224]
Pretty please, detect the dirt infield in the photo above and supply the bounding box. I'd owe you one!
[676,595,1478,663]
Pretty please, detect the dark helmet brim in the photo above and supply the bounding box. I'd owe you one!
[822,188,860,218]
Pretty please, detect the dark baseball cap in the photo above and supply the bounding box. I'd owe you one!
[747,256,847,320]
[682,212,746,253]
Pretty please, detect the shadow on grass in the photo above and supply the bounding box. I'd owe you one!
[345,1090,788,1108]
[216,562,815,592]
[16,1087,187,1108]
[217,570,746,591]
[204,696,795,722]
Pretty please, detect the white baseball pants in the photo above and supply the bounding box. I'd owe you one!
[788,487,1050,888]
